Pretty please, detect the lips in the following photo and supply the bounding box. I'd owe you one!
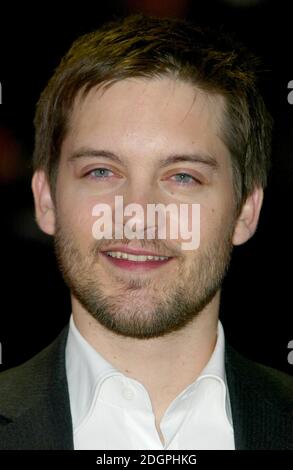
[100,248,174,272]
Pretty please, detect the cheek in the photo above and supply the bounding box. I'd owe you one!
[198,199,234,249]
[62,193,125,249]
[56,191,96,245]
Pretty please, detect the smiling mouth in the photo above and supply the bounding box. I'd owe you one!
[100,250,174,271]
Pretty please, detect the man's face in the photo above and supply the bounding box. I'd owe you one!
[53,77,237,339]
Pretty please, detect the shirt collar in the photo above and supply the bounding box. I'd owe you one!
[200,319,227,380]
[65,314,232,430]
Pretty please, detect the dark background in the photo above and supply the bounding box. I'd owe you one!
[0,0,292,375]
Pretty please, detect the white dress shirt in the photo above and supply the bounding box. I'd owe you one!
[65,315,235,450]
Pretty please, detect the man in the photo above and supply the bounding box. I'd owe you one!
[0,15,292,450]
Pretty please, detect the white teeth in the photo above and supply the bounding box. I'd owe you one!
[105,251,169,261]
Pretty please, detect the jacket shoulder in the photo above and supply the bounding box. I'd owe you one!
[226,343,293,409]
[0,326,69,420]
[225,343,293,449]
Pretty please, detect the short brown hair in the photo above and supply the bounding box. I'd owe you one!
[33,14,273,212]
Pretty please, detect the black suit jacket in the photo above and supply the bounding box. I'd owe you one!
[0,325,292,450]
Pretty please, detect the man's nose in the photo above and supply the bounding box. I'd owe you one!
[116,183,159,237]
[122,178,159,207]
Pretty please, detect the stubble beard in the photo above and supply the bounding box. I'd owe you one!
[54,217,235,339]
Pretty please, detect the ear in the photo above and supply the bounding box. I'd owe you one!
[232,186,263,246]
[31,170,56,235]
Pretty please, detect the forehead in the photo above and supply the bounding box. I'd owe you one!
[63,77,229,164]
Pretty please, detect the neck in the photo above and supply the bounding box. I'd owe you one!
[72,293,220,420]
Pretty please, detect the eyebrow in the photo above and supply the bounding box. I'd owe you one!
[68,149,124,165]
[68,148,219,170]
[158,153,219,170]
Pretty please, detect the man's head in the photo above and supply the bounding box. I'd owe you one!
[31,15,272,339]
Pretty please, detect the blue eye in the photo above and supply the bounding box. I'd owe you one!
[171,173,198,185]
[89,168,113,179]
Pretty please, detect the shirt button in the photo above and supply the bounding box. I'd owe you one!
[122,387,135,400]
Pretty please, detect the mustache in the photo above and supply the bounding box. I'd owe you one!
[91,237,183,258]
